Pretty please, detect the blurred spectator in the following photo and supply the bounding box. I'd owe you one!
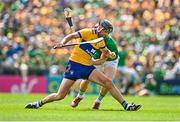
[144,73,157,95]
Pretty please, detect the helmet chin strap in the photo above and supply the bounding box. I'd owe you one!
[97,26,104,37]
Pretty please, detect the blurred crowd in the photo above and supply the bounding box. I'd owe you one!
[0,0,179,95]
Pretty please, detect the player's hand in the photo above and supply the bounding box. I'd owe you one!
[53,43,64,49]
[101,49,110,59]
[109,52,116,59]
[100,53,109,59]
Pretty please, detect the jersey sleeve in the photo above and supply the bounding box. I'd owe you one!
[98,39,106,49]
[77,28,92,39]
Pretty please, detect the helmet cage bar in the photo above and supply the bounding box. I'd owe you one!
[98,20,113,33]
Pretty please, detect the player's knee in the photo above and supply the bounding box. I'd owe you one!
[104,78,114,90]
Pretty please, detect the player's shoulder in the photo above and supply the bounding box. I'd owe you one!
[81,28,98,37]
[105,35,116,42]
[105,35,113,40]
[79,28,93,32]
[78,28,94,37]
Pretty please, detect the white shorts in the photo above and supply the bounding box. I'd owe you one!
[118,66,137,76]
[95,57,119,71]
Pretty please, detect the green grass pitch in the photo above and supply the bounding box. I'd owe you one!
[0,93,180,121]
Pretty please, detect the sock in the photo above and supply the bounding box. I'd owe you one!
[121,100,128,110]
[95,94,104,102]
[77,90,85,98]
[37,100,44,107]
[71,90,78,97]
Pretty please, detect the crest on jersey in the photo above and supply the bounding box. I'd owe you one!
[65,64,71,72]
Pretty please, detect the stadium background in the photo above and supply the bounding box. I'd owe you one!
[0,0,180,95]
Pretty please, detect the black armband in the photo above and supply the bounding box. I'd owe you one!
[66,17,73,27]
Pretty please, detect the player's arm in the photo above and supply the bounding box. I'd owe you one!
[89,47,109,65]
[61,32,79,45]
[101,47,116,59]
[61,28,92,45]
[54,32,79,48]
[90,55,107,65]
[90,47,115,65]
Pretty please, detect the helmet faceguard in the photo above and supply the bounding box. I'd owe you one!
[99,19,113,33]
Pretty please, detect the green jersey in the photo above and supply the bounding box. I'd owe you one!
[93,35,119,61]
[118,49,127,66]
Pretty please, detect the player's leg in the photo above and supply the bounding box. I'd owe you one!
[71,63,105,108]
[71,79,90,107]
[93,63,117,109]
[70,79,81,97]
[89,69,141,111]
[25,78,75,109]
[43,78,75,103]
[79,79,90,97]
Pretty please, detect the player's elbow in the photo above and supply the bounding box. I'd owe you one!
[90,59,106,65]
[64,33,78,42]
[69,32,79,39]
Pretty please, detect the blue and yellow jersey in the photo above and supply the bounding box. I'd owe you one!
[69,28,106,66]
